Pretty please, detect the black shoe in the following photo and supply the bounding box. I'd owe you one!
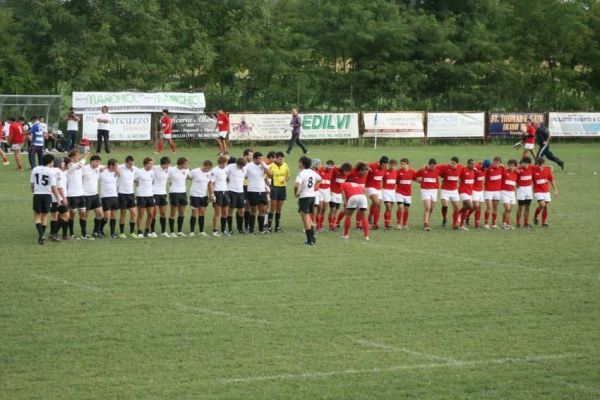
[442,219,447,227]
[38,236,45,245]
[304,240,314,245]
[558,161,565,170]
[50,234,60,242]
[534,219,539,225]
[275,227,283,233]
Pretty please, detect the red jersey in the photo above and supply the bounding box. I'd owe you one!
[330,167,349,194]
[525,125,536,145]
[437,164,463,191]
[160,116,173,134]
[341,182,365,199]
[416,167,440,190]
[9,122,24,144]
[458,167,476,195]
[533,166,554,193]
[485,165,504,191]
[365,162,387,189]
[516,165,535,187]
[317,167,333,190]
[348,168,367,187]
[473,164,486,192]
[382,169,398,190]
[217,113,229,132]
[396,168,416,196]
[502,169,517,192]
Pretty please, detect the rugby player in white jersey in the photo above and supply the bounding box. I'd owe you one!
[245,151,273,234]
[82,154,105,238]
[295,155,321,245]
[99,159,120,238]
[168,157,190,237]
[31,154,62,244]
[48,157,69,242]
[66,150,87,239]
[226,157,247,234]
[208,155,230,237]
[117,155,138,238]
[134,157,156,238]
[188,160,212,236]
[152,156,171,237]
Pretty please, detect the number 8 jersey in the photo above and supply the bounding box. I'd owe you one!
[295,169,321,198]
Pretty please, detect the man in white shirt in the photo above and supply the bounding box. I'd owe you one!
[65,107,80,152]
[134,157,156,238]
[66,150,88,239]
[118,155,138,238]
[227,157,247,234]
[96,105,111,154]
[82,154,105,239]
[188,160,213,236]
[245,151,273,233]
[31,154,62,244]
[295,156,321,245]
[208,155,230,237]
[100,159,120,238]
[49,157,70,241]
[151,156,171,237]
[168,157,190,237]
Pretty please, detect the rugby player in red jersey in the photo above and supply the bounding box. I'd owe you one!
[155,109,176,154]
[437,156,463,229]
[216,110,230,153]
[521,119,537,160]
[395,158,416,230]
[468,160,488,228]
[516,157,535,228]
[365,156,389,229]
[328,162,352,230]
[316,160,334,231]
[346,161,369,229]
[484,156,504,229]
[415,159,439,231]
[340,181,370,241]
[533,158,557,227]
[501,159,518,229]
[458,159,476,230]
[381,159,398,229]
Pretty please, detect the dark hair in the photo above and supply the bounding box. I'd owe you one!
[451,156,459,163]
[536,157,545,165]
[253,151,263,160]
[266,151,276,159]
[218,155,228,164]
[521,156,532,164]
[42,153,55,166]
[203,160,213,168]
[63,156,72,166]
[160,156,170,165]
[176,157,187,166]
[143,157,153,166]
[18,116,25,122]
[389,159,398,165]
[243,148,253,157]
[326,159,334,166]
[493,156,502,163]
[276,151,285,158]
[507,159,517,166]
[400,158,409,164]
[299,156,311,169]
[90,155,101,162]
[125,155,134,163]
[236,157,247,168]
[355,161,368,172]
[68,149,79,158]
[379,156,389,164]
[340,162,352,172]
[428,158,437,166]
[162,109,169,114]
[9,117,15,122]
[107,159,118,167]
[467,158,474,164]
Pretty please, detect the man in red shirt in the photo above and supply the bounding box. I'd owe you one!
[437,156,463,229]
[155,109,176,154]
[340,181,370,240]
[516,157,535,227]
[484,156,504,229]
[347,161,370,229]
[316,160,334,231]
[521,119,537,160]
[216,109,230,153]
[328,162,352,230]
[458,159,476,230]
[381,159,397,229]
[365,156,389,229]
[501,159,518,228]
[395,158,416,229]
[8,117,25,170]
[533,158,558,227]
[415,158,439,231]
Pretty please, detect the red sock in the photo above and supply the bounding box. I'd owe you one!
[362,216,370,237]
[441,206,448,220]
[344,215,351,235]
[403,209,409,226]
[474,209,481,226]
[156,142,164,153]
[534,207,541,220]
[384,210,391,227]
[452,210,459,228]
[396,209,402,224]
[336,211,345,225]
[329,213,336,228]
[492,212,497,225]
[484,210,490,224]
[542,208,548,224]
[372,208,380,226]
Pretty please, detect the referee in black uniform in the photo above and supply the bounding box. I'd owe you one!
[534,122,564,170]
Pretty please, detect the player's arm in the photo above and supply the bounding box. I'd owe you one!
[550,172,557,195]
[262,162,273,176]
[294,179,301,198]
[285,165,290,182]
[207,181,215,202]
[57,186,67,204]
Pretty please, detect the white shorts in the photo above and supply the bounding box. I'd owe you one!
[472,190,484,203]
[318,188,331,203]
[484,191,501,201]
[440,189,460,202]
[162,133,172,140]
[366,187,381,199]
[314,191,320,205]
[330,192,342,204]
[347,194,368,210]
[11,144,23,151]
[382,189,396,203]
[218,132,227,140]
[501,190,516,205]
[516,186,533,201]
[421,189,438,202]
[395,193,412,205]
[459,193,472,202]
[534,192,551,202]
[524,143,535,150]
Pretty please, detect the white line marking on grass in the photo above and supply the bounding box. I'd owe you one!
[174,303,270,325]
[218,353,580,384]
[347,336,461,363]
[30,273,105,292]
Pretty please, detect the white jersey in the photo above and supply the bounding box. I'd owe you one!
[135,168,155,197]
[210,165,229,191]
[97,113,111,130]
[82,165,101,196]
[31,166,57,195]
[153,166,170,195]
[246,163,268,192]
[118,164,137,194]
[168,167,189,193]
[100,170,118,198]
[296,169,321,198]
[51,168,67,202]
[189,168,210,197]
[67,118,79,131]
[40,122,48,135]
[227,165,246,193]
[66,162,85,197]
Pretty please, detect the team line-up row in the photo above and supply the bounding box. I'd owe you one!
[28,148,557,245]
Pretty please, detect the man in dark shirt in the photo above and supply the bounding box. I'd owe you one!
[535,122,564,170]
[286,108,308,155]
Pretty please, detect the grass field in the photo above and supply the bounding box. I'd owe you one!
[1,143,599,399]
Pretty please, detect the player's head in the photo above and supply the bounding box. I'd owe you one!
[162,109,169,116]
[217,109,223,115]
[340,162,352,173]
[275,151,285,165]
[507,159,517,169]
[520,156,532,166]
[379,156,389,166]
[143,157,154,170]
[201,159,213,172]
[533,121,540,128]
[39,116,45,122]
[450,156,459,168]
[292,108,298,116]
[535,157,545,166]
[400,158,409,169]
[299,156,311,169]
[90,154,101,168]
[217,155,228,166]
[18,116,25,123]
[482,159,491,169]
[42,153,54,166]
[266,151,276,162]
[427,158,437,168]
[63,157,72,169]
[8,116,15,123]
[160,156,170,167]
[493,156,502,166]
[253,151,263,164]
[53,158,63,169]
[236,157,247,169]
[176,157,188,169]
[325,160,334,169]
[312,158,321,169]
[101,105,108,113]
[467,158,475,169]
[68,149,80,162]
[125,155,134,167]
[355,161,369,175]
[243,148,253,161]
[107,158,118,171]
[388,159,397,169]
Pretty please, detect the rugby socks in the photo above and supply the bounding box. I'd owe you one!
[198,216,205,232]
[190,216,197,233]
[248,215,256,233]
[305,229,312,243]
[244,211,250,230]
[69,220,75,236]
[372,207,380,227]
[220,217,227,233]
[120,223,125,234]
[257,214,265,232]
[336,211,345,226]
[492,212,497,225]
[50,221,57,235]
[268,213,274,229]
[362,216,370,238]
[236,214,244,232]
[275,213,281,230]
[534,207,541,221]
[403,209,409,227]
[129,222,135,234]
[441,206,448,223]
[177,216,184,233]
[94,218,102,234]
[227,216,233,232]
[474,209,481,227]
[80,219,87,237]
[109,219,116,235]
[62,220,69,237]
[160,217,166,233]
[36,223,44,238]
[484,210,490,225]
[542,208,548,224]
[452,210,460,228]
[396,209,402,225]
[384,210,391,228]
[169,218,175,233]
[344,215,351,235]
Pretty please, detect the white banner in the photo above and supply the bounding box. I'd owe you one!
[228,113,359,141]
[82,113,151,141]
[549,112,600,137]
[363,112,425,138]
[427,112,485,138]
[72,92,206,113]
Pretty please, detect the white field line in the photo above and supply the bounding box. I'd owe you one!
[347,337,461,363]
[30,273,105,292]
[218,353,580,384]
[174,303,270,325]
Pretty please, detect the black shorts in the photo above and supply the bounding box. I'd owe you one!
[118,193,136,209]
[246,191,268,207]
[68,196,86,210]
[271,186,287,201]
[190,196,208,209]
[214,191,230,207]
[102,197,119,211]
[50,202,69,214]
[518,199,532,206]
[397,202,411,207]
[169,192,188,207]
[154,194,168,207]
[229,192,245,209]
[137,196,156,208]
[85,195,102,210]
[33,194,52,214]
[298,197,315,214]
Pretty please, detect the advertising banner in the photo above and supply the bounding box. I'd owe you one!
[548,112,600,137]
[427,112,485,138]
[73,92,206,113]
[363,112,425,138]
[489,113,544,137]
[228,113,359,141]
[82,113,151,141]
[170,114,218,140]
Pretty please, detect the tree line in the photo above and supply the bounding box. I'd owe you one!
[1,0,600,113]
